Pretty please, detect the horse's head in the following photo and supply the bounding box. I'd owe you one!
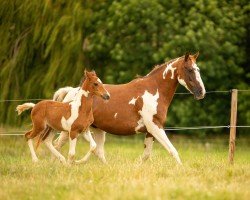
[83,70,110,100]
[177,52,206,100]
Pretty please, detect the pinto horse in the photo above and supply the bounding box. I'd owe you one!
[54,53,205,164]
[16,71,110,164]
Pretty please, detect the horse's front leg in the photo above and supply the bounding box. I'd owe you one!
[75,129,97,164]
[143,119,182,165]
[68,131,78,164]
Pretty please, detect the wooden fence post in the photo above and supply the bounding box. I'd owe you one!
[228,89,238,164]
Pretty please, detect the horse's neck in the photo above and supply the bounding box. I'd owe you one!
[149,61,179,107]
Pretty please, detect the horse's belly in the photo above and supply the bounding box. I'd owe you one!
[92,107,142,135]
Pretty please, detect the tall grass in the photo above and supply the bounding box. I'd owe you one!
[0,135,249,200]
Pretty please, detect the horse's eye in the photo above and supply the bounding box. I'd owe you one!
[94,83,98,86]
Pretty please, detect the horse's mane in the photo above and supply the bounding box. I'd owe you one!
[145,57,182,77]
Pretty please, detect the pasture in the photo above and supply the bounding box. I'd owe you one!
[0,133,249,200]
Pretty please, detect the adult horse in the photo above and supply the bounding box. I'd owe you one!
[54,53,205,164]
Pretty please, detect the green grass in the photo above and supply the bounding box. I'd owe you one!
[0,135,249,200]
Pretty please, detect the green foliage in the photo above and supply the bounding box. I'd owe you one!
[0,0,249,133]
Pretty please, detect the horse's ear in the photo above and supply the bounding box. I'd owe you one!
[193,51,199,60]
[91,70,96,75]
[184,52,190,61]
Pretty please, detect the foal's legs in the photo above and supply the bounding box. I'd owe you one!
[25,130,39,162]
[90,127,107,163]
[25,123,46,162]
[143,119,182,164]
[44,132,66,164]
[141,134,154,161]
[68,131,79,164]
[75,130,97,164]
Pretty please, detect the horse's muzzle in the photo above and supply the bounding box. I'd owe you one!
[102,93,110,100]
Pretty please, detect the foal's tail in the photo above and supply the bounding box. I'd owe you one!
[16,103,35,115]
[36,126,52,150]
[53,86,73,102]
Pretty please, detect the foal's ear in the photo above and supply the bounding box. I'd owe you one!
[84,70,91,79]
[193,51,199,60]
[184,52,190,61]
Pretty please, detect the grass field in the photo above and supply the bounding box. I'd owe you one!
[0,134,249,200]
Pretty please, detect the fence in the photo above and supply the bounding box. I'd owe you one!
[0,89,250,164]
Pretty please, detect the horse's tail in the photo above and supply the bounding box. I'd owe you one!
[16,103,35,115]
[36,126,52,150]
[53,86,73,102]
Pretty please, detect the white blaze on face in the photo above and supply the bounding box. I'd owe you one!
[135,90,159,132]
[61,89,88,131]
[162,58,179,79]
[193,63,206,95]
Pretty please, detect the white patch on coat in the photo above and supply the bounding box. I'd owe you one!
[137,90,182,164]
[135,90,159,132]
[163,58,179,79]
[135,118,144,132]
[193,63,206,95]
[177,77,192,93]
[129,96,139,105]
[61,89,87,131]
[114,113,118,118]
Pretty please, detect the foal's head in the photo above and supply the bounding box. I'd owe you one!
[177,52,206,99]
[83,71,110,100]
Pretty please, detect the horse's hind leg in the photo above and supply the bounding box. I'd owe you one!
[90,127,107,163]
[75,129,97,164]
[53,131,68,151]
[44,132,66,165]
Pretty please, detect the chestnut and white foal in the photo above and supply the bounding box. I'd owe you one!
[16,71,110,164]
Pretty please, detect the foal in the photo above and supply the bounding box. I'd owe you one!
[16,71,110,164]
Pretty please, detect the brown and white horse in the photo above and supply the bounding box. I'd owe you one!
[54,53,205,165]
[16,71,110,164]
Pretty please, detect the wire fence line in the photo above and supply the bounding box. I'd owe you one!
[0,89,249,102]
[1,125,250,136]
[0,89,249,136]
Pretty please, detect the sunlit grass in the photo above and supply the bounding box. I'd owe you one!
[0,135,249,200]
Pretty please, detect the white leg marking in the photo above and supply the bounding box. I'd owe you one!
[44,133,66,164]
[69,138,77,157]
[90,127,107,163]
[139,90,182,164]
[141,137,154,161]
[27,139,38,162]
